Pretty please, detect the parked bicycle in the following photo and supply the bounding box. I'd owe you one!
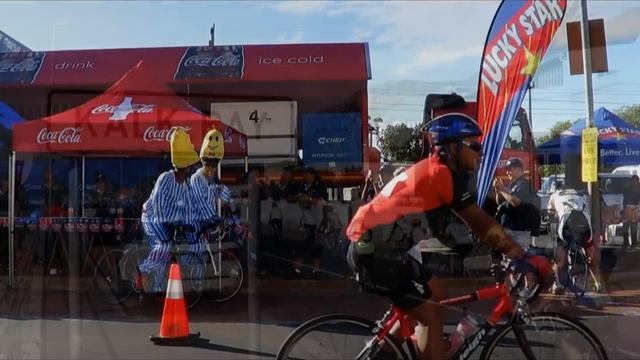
[277,261,607,360]
[92,222,205,309]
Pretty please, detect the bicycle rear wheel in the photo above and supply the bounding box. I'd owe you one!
[93,249,134,305]
[567,247,589,298]
[277,314,408,360]
[203,250,244,303]
[480,312,607,360]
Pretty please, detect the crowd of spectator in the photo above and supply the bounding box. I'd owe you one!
[254,165,335,279]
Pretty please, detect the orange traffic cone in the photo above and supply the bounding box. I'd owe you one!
[150,262,200,345]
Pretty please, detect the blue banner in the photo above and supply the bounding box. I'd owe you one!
[301,113,362,169]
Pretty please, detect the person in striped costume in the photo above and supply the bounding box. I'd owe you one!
[189,128,232,255]
[138,129,200,292]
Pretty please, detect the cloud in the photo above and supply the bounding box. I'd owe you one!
[547,2,640,54]
[602,7,640,45]
[271,1,332,14]
[348,2,500,73]
[416,45,483,68]
[352,27,374,41]
[272,1,499,72]
[276,31,305,43]
[271,1,371,16]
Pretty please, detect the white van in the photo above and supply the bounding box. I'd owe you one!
[612,165,640,175]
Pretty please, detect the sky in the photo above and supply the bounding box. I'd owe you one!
[2,0,640,136]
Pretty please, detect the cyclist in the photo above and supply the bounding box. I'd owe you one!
[547,184,602,293]
[190,128,231,246]
[139,129,200,293]
[346,112,553,360]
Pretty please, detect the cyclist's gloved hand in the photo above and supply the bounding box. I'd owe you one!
[509,254,553,284]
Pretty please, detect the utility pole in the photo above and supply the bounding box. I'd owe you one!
[528,80,535,191]
[580,0,601,241]
[209,23,215,46]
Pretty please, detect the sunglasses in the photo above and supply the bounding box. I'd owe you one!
[462,141,482,153]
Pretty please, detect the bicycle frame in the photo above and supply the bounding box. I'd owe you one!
[374,283,514,360]
[203,224,230,276]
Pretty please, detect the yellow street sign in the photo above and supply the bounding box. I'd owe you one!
[582,127,598,182]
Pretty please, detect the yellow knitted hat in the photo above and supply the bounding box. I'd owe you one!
[170,129,200,169]
[199,128,225,160]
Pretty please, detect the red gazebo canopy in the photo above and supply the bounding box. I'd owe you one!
[12,61,248,157]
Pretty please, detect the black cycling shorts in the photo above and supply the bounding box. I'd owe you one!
[347,242,432,310]
[560,210,592,248]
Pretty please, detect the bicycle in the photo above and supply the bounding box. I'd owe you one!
[199,218,244,303]
[277,262,607,360]
[564,240,601,298]
[92,222,205,309]
[546,217,601,299]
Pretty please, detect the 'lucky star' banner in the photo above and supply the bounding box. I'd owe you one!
[476,0,566,206]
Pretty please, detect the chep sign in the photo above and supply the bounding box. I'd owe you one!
[302,113,362,168]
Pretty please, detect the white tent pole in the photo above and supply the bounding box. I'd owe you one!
[81,155,85,218]
[217,161,222,217]
[244,156,249,221]
[8,152,15,288]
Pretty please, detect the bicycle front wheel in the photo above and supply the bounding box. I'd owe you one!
[203,250,244,303]
[277,314,408,360]
[480,312,607,360]
[568,247,589,298]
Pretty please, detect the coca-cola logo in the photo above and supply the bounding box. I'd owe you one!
[91,97,155,121]
[92,103,155,114]
[37,127,83,144]
[184,52,242,67]
[143,126,192,142]
[0,58,40,73]
[0,52,45,85]
[175,46,244,80]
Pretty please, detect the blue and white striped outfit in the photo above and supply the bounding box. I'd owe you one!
[189,167,232,232]
[139,170,191,290]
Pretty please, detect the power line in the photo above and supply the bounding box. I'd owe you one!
[368,100,635,109]
[367,106,593,116]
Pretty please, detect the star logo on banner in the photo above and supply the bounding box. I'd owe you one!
[615,132,627,142]
[521,47,541,76]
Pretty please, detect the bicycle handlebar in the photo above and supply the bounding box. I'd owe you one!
[493,259,545,303]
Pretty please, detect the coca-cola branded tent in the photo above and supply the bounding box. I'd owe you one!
[12,61,248,156]
[6,62,248,286]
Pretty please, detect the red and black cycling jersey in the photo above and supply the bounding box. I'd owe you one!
[347,154,475,244]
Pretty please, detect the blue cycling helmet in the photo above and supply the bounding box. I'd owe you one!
[424,113,482,145]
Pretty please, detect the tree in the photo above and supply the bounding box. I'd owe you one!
[378,122,422,163]
[615,104,640,128]
[535,119,573,145]
[538,164,565,178]
[536,120,572,179]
